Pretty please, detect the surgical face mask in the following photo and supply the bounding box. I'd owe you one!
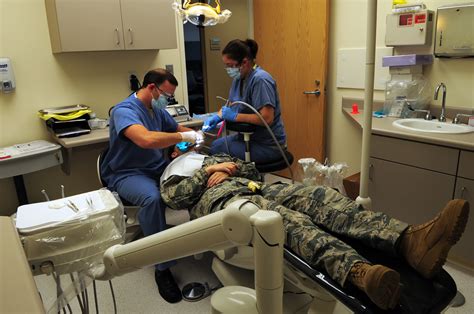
[226,67,241,80]
[151,93,169,111]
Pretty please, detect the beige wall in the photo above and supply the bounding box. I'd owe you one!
[327,0,474,176]
[0,0,187,215]
[203,0,250,113]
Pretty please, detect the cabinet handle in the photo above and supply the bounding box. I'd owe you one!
[128,28,134,45]
[460,187,467,199]
[369,164,374,181]
[115,28,120,45]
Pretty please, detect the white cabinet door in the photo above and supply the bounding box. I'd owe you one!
[53,0,124,52]
[368,157,456,225]
[120,0,177,50]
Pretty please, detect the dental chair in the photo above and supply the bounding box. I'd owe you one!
[213,237,458,313]
[96,148,189,241]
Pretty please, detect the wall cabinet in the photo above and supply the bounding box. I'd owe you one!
[369,135,473,268]
[45,0,177,53]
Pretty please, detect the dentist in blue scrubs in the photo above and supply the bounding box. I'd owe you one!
[204,39,287,163]
[101,68,199,304]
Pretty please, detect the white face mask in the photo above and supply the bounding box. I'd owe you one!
[226,67,241,80]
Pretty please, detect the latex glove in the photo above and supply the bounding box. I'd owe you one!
[202,114,222,131]
[222,106,238,122]
[179,130,198,143]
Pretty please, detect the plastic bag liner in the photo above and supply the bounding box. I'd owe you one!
[298,158,348,195]
[16,188,125,313]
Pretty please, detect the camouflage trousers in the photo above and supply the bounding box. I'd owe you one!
[193,183,408,286]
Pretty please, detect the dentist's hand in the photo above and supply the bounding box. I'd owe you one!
[222,106,238,122]
[179,130,199,143]
[202,114,222,131]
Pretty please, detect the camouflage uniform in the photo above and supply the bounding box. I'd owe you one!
[161,154,408,285]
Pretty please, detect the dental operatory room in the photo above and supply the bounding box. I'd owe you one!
[2,0,474,313]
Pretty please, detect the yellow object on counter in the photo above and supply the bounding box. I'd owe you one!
[38,109,92,121]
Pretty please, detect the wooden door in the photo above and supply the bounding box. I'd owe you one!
[253,0,329,179]
[52,0,124,52]
[121,0,177,50]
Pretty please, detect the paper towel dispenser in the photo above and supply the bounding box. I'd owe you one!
[434,3,474,58]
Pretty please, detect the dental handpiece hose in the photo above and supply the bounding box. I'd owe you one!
[223,99,294,183]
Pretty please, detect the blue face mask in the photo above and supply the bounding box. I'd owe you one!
[226,67,241,80]
[152,94,169,111]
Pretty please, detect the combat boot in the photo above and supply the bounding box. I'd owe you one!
[400,199,469,279]
[348,262,400,310]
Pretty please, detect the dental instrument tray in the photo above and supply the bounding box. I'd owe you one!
[16,189,126,275]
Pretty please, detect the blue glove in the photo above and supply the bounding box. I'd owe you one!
[222,106,238,122]
[202,114,222,131]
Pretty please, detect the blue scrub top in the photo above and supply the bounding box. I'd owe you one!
[228,66,286,145]
[101,94,178,188]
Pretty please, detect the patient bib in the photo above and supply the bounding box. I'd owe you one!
[160,152,206,183]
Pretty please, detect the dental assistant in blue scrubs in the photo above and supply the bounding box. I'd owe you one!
[100,68,199,304]
[204,39,287,163]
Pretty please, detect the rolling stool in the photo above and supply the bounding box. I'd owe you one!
[96,148,189,242]
[225,121,294,181]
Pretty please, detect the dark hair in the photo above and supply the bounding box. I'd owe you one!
[142,68,178,89]
[222,39,258,64]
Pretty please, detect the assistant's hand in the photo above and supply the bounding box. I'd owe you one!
[221,106,238,122]
[207,171,229,187]
[179,130,198,143]
[202,114,222,131]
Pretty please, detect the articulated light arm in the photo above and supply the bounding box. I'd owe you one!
[91,199,284,314]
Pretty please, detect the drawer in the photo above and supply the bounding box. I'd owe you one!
[370,135,459,175]
[458,150,474,180]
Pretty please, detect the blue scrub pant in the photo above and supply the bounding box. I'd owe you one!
[210,134,283,164]
[114,174,176,271]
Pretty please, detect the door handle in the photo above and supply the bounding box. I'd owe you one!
[369,164,374,181]
[303,80,321,96]
[114,28,121,45]
[303,90,321,96]
[128,28,134,45]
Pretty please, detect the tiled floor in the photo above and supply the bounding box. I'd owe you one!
[34,174,473,313]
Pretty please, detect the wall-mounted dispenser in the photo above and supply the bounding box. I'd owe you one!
[385,3,434,47]
[434,3,474,58]
[0,58,16,93]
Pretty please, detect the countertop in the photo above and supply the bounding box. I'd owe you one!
[343,108,474,151]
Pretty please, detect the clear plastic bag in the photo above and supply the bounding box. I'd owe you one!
[384,76,431,118]
[298,158,349,195]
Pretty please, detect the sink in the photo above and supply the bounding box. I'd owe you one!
[393,119,474,134]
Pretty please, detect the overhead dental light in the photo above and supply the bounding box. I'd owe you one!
[172,0,232,27]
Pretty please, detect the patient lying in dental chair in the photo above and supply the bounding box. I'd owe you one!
[160,147,470,310]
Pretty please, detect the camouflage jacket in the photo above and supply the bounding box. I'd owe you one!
[160,154,261,219]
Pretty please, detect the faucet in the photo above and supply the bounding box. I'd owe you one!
[406,104,431,120]
[434,83,447,122]
[453,113,474,124]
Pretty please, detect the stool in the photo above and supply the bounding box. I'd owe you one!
[225,121,294,180]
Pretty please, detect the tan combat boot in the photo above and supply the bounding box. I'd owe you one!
[348,262,400,310]
[400,199,469,279]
